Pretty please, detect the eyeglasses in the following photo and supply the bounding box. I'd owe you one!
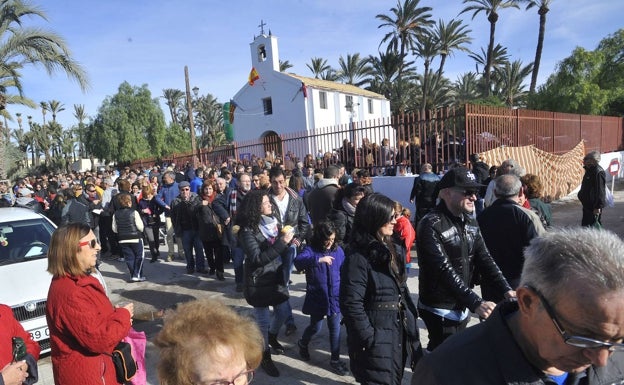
[454,189,478,197]
[79,239,99,249]
[200,369,254,385]
[527,285,624,352]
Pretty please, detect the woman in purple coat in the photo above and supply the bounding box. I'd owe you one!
[294,221,348,376]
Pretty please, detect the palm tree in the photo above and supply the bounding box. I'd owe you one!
[193,93,223,149]
[320,69,338,81]
[367,51,410,99]
[48,100,65,122]
[525,0,552,94]
[491,59,533,107]
[279,60,293,72]
[413,30,440,115]
[377,0,434,58]
[460,0,520,96]
[469,43,510,95]
[377,0,433,108]
[336,53,373,87]
[306,57,331,78]
[162,88,184,125]
[73,104,87,158]
[451,72,480,106]
[39,101,48,125]
[433,19,473,77]
[0,0,89,94]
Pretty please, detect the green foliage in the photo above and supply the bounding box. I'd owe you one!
[164,122,192,154]
[529,29,624,116]
[86,82,167,164]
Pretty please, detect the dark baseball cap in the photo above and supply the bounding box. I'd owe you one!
[438,167,484,190]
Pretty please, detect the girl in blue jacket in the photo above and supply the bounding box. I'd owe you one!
[294,221,348,376]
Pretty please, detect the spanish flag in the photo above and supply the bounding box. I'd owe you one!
[248,67,259,86]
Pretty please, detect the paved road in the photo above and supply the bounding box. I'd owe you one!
[35,180,624,385]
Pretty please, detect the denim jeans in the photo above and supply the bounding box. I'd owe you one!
[300,313,342,361]
[282,245,296,328]
[232,246,245,284]
[254,301,290,349]
[120,239,144,278]
[181,229,205,270]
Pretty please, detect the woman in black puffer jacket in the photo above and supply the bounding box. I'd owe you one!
[237,189,294,378]
[340,193,422,385]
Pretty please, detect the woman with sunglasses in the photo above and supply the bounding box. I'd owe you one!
[46,223,134,385]
[155,298,263,385]
[340,193,422,385]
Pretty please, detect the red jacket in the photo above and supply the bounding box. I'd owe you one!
[394,216,416,264]
[0,304,41,365]
[46,274,131,385]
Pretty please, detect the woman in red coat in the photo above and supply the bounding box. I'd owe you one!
[45,223,134,385]
[0,304,40,385]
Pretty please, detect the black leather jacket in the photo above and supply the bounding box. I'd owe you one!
[268,187,311,244]
[416,202,511,312]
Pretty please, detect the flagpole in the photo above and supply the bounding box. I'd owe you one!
[184,66,198,167]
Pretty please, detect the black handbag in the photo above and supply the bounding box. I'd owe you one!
[111,341,137,383]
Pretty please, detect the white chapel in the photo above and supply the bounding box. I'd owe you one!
[231,30,391,157]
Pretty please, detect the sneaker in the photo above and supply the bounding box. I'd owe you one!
[150,257,158,263]
[285,324,297,336]
[216,271,225,281]
[131,276,140,282]
[166,254,174,262]
[137,276,146,282]
[261,351,279,377]
[116,257,125,262]
[330,360,349,376]
[298,340,310,361]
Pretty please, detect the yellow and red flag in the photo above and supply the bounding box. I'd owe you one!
[248,67,259,86]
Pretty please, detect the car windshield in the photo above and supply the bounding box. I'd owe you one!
[0,218,55,266]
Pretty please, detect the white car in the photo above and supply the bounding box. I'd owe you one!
[0,207,55,353]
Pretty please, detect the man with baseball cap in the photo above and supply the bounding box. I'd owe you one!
[416,167,514,351]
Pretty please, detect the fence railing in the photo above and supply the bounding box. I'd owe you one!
[131,105,623,173]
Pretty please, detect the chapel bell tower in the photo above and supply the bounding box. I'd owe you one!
[250,21,280,72]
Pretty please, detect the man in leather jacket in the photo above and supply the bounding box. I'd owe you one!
[413,228,624,385]
[416,167,514,351]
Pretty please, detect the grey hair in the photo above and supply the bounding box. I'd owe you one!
[494,174,521,198]
[584,150,601,162]
[520,228,624,305]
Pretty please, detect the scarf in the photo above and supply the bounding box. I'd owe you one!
[341,198,357,216]
[259,215,279,243]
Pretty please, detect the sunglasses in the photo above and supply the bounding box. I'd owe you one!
[454,189,478,197]
[79,239,99,249]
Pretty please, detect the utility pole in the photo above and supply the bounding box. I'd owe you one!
[184,66,198,167]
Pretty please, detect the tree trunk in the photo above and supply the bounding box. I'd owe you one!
[530,8,548,94]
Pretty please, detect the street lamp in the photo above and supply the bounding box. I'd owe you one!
[184,66,198,167]
[192,86,199,97]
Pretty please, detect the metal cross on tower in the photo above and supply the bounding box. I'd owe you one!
[258,19,266,35]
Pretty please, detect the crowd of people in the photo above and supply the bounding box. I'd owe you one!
[1,147,620,385]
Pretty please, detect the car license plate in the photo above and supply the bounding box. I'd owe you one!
[29,326,49,341]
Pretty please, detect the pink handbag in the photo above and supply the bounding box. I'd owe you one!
[123,328,147,385]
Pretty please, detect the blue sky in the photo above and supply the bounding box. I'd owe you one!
[10,0,624,131]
